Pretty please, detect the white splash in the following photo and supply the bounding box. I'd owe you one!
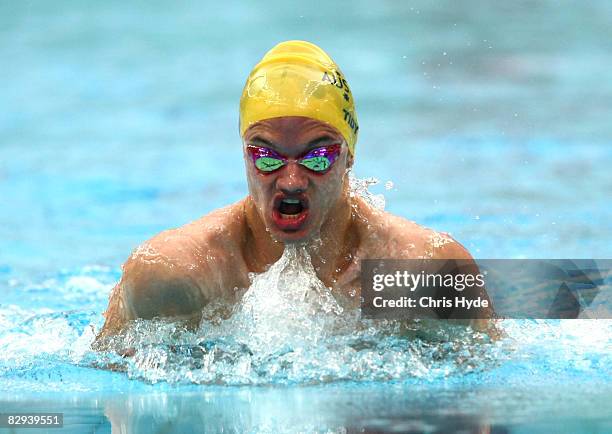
[213,245,344,355]
[348,172,386,210]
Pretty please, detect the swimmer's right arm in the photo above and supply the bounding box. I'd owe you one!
[94,233,214,344]
[94,206,247,347]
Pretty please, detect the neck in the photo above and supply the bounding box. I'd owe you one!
[243,184,357,286]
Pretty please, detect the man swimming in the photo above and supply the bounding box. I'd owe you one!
[96,41,493,340]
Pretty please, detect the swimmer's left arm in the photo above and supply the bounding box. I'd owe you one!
[432,237,498,336]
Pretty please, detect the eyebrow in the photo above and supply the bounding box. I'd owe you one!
[305,135,336,149]
[247,135,337,151]
[247,136,276,147]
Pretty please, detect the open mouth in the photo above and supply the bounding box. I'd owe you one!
[272,195,309,232]
[278,198,304,218]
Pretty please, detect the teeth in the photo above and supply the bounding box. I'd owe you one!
[280,213,301,220]
[282,198,301,204]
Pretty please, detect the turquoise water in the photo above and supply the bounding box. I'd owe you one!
[2,1,612,432]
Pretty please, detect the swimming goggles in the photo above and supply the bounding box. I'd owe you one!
[246,144,341,174]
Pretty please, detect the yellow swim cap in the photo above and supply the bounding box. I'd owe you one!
[239,40,359,155]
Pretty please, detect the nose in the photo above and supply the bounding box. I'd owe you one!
[276,162,309,194]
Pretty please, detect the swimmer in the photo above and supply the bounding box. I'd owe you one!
[96,41,494,342]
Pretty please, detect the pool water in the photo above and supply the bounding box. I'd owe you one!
[2,1,612,432]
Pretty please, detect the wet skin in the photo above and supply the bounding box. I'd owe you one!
[96,117,494,342]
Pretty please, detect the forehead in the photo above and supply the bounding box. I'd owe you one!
[243,116,344,153]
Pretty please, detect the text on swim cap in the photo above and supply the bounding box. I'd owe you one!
[342,108,359,134]
[321,71,351,95]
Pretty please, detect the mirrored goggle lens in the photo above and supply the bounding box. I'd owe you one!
[254,156,285,172]
[249,144,340,173]
[300,156,331,171]
[299,145,340,172]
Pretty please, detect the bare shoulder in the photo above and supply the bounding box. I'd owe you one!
[353,197,471,260]
[179,199,248,256]
[351,197,496,331]
[96,199,248,339]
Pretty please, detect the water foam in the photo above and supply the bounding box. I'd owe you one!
[88,243,502,385]
[2,264,612,390]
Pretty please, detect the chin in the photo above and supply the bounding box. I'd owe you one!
[266,215,322,245]
[269,225,315,244]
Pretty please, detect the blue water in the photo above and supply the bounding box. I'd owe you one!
[2,1,612,432]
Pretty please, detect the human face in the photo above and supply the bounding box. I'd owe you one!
[243,117,351,243]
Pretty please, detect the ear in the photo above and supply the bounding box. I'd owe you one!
[346,150,354,168]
